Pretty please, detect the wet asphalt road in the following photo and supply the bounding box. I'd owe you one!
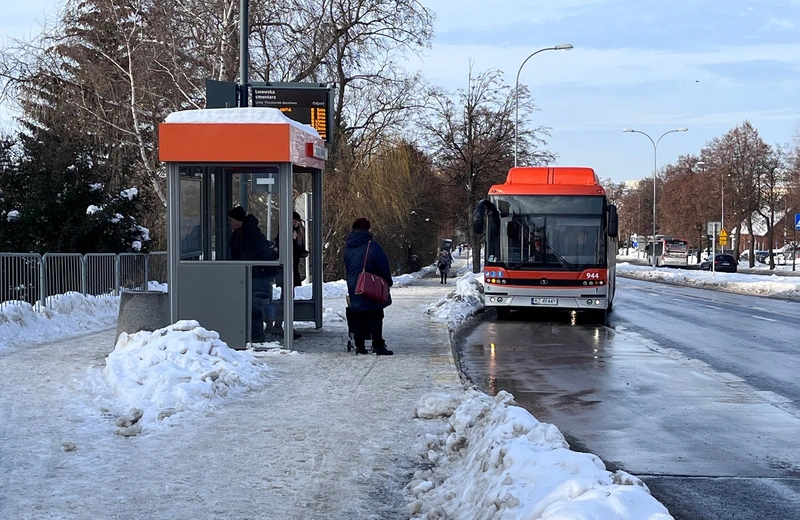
[455,277,800,520]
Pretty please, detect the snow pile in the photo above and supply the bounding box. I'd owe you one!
[427,270,486,330]
[409,389,673,520]
[0,292,119,349]
[103,320,270,432]
[617,262,800,301]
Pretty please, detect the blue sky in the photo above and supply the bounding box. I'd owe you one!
[410,0,800,183]
[3,0,800,184]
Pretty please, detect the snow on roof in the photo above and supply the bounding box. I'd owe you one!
[164,107,320,138]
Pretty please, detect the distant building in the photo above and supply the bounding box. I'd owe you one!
[622,180,641,192]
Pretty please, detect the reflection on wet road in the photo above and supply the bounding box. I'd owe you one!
[455,280,800,520]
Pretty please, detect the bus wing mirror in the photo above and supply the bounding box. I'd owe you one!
[473,199,497,234]
[608,205,619,238]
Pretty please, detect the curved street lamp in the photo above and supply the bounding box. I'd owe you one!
[514,43,573,167]
[623,127,688,268]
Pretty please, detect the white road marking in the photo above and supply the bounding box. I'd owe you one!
[702,305,722,310]
[751,315,777,322]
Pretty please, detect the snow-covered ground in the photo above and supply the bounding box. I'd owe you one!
[3,256,796,518]
[616,252,800,301]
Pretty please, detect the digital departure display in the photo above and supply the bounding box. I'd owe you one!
[251,86,331,141]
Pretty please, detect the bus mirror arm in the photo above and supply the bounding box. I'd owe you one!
[608,205,619,238]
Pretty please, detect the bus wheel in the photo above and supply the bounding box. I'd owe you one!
[496,307,511,320]
[586,309,607,324]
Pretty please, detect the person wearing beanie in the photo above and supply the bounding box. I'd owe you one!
[228,206,247,224]
[343,217,394,356]
[227,206,277,344]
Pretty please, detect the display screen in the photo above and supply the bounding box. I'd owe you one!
[251,87,330,141]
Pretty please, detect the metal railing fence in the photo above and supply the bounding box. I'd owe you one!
[0,252,167,311]
[0,253,42,308]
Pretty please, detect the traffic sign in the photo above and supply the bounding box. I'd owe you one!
[795,213,800,230]
[707,221,721,235]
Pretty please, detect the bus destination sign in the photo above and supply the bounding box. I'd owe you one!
[251,86,330,141]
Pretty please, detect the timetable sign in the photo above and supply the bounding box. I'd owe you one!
[251,86,331,141]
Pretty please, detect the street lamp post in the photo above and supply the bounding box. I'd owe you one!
[623,127,688,268]
[697,160,729,253]
[514,43,573,167]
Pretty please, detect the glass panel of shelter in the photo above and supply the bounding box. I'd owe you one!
[176,165,282,345]
[175,164,320,347]
[227,168,286,344]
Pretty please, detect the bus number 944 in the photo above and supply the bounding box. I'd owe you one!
[586,272,600,279]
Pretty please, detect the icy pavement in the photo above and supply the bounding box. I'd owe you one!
[0,274,463,519]
[0,258,674,519]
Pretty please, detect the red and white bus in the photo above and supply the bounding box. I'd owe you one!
[645,237,689,266]
[472,166,618,321]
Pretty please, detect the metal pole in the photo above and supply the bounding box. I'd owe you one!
[652,140,657,268]
[721,175,725,233]
[514,44,572,167]
[623,127,688,268]
[239,0,249,107]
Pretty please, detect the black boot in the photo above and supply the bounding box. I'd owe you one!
[355,344,369,355]
[372,342,393,356]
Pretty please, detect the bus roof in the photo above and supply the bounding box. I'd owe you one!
[489,167,606,196]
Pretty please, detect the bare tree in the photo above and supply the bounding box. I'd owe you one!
[704,122,772,266]
[421,65,555,272]
[658,156,716,254]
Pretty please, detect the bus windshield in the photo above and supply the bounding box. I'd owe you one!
[486,195,607,269]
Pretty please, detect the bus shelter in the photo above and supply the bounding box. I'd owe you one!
[159,108,327,350]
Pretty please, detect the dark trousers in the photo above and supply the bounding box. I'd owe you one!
[251,276,273,342]
[352,309,385,348]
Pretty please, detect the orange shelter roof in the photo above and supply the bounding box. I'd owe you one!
[158,108,326,169]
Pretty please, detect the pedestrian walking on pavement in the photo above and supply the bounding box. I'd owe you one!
[437,249,454,284]
[344,218,394,356]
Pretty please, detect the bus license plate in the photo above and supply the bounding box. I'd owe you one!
[532,298,557,305]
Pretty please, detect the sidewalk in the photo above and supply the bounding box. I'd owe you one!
[0,268,462,519]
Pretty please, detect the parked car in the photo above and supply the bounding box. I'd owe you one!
[755,250,769,263]
[699,253,738,272]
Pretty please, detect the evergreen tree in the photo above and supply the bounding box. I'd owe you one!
[0,129,149,253]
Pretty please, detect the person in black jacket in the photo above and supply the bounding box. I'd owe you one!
[344,218,393,355]
[228,206,276,344]
[269,211,308,339]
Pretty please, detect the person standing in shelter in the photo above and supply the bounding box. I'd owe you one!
[344,218,394,356]
[269,211,308,339]
[437,248,454,284]
[228,206,275,344]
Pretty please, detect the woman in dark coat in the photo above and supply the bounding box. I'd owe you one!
[344,218,393,355]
